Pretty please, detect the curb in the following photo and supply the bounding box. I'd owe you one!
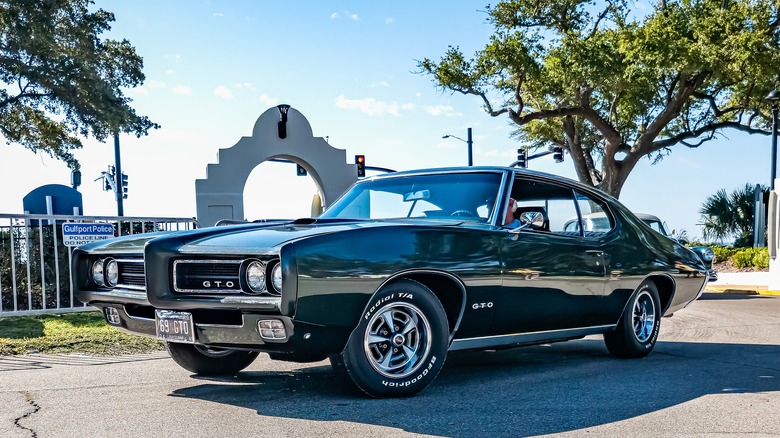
[705,285,780,296]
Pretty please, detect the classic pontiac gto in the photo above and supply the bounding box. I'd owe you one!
[73,167,707,397]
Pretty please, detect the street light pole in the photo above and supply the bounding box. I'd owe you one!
[442,128,474,166]
[767,90,780,190]
[466,127,473,166]
[114,132,124,216]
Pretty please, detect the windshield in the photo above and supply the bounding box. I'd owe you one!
[320,172,503,223]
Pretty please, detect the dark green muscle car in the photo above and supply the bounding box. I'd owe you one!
[72,167,708,397]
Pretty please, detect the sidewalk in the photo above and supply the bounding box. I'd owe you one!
[705,271,780,296]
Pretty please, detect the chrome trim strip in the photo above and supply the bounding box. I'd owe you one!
[448,325,615,351]
[116,283,146,291]
[92,289,148,301]
[172,259,242,293]
[219,296,281,307]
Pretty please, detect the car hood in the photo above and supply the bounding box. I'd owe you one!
[176,218,465,254]
[80,218,468,255]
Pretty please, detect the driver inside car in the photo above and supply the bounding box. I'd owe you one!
[503,197,521,228]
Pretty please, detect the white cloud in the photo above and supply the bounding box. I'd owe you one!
[401,103,416,110]
[165,69,175,76]
[235,82,256,91]
[425,105,462,117]
[173,85,192,96]
[369,81,390,88]
[385,17,394,24]
[331,11,358,21]
[335,95,415,116]
[259,93,278,106]
[213,12,224,17]
[146,79,167,89]
[416,91,422,97]
[214,85,233,99]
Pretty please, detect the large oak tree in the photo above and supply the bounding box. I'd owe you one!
[420,0,780,198]
[0,0,157,170]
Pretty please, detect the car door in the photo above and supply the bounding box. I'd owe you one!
[494,177,610,334]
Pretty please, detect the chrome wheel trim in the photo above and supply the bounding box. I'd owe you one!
[194,345,235,358]
[363,302,432,379]
[632,290,656,343]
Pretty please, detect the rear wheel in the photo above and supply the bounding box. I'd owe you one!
[604,281,661,358]
[339,279,449,398]
[165,343,259,376]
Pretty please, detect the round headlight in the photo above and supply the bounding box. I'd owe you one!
[271,263,282,293]
[105,259,119,287]
[700,247,715,262]
[91,259,105,286]
[245,260,266,292]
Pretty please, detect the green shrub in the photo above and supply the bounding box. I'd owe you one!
[752,248,770,270]
[711,245,739,263]
[731,247,769,269]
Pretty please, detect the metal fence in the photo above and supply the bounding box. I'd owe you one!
[0,214,198,317]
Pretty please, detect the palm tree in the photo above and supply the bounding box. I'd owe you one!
[699,184,766,246]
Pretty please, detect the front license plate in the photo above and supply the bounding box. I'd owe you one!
[155,310,195,344]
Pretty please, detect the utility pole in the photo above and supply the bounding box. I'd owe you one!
[466,127,473,167]
[114,132,124,216]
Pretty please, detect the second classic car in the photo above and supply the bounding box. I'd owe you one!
[72,166,708,397]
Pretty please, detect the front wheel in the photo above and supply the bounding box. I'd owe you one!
[604,281,661,358]
[165,343,259,376]
[339,279,449,397]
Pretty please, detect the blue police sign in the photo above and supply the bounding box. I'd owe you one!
[62,223,115,247]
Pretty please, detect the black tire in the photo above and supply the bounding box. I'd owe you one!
[604,281,662,358]
[338,279,449,398]
[165,342,259,376]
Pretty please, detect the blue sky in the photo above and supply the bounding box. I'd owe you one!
[0,1,772,240]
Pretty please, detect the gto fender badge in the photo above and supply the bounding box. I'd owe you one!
[472,302,494,310]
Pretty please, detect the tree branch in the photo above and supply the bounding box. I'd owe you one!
[692,92,741,118]
[651,121,769,152]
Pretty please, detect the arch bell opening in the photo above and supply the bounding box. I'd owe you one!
[195,106,358,227]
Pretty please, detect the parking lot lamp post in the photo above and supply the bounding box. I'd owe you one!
[767,90,780,190]
[442,128,474,166]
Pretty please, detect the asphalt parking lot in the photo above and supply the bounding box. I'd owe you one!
[1,292,779,437]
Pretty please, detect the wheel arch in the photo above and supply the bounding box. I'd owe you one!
[645,274,676,314]
[381,270,467,342]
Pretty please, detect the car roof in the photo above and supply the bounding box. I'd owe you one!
[581,211,660,221]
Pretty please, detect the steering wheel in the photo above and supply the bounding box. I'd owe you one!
[450,210,475,218]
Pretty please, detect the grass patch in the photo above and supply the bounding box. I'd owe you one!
[0,312,164,356]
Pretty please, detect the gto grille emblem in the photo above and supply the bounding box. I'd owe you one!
[202,281,235,288]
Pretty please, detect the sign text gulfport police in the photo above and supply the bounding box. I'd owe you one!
[62,223,115,247]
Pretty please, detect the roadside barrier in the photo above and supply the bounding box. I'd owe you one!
[0,214,197,317]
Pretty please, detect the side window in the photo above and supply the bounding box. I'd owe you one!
[512,178,577,235]
[574,191,614,237]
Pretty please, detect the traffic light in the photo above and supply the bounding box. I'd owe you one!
[121,172,128,199]
[296,164,307,176]
[71,170,81,189]
[103,175,111,191]
[355,154,365,177]
[553,147,564,163]
[517,148,528,168]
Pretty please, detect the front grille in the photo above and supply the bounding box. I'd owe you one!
[173,260,242,294]
[117,258,145,290]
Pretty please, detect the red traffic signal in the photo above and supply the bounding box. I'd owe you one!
[355,155,365,177]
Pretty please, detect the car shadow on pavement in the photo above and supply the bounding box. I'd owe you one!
[171,339,780,437]
[698,292,773,301]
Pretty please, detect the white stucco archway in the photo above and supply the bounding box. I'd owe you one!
[195,106,358,227]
